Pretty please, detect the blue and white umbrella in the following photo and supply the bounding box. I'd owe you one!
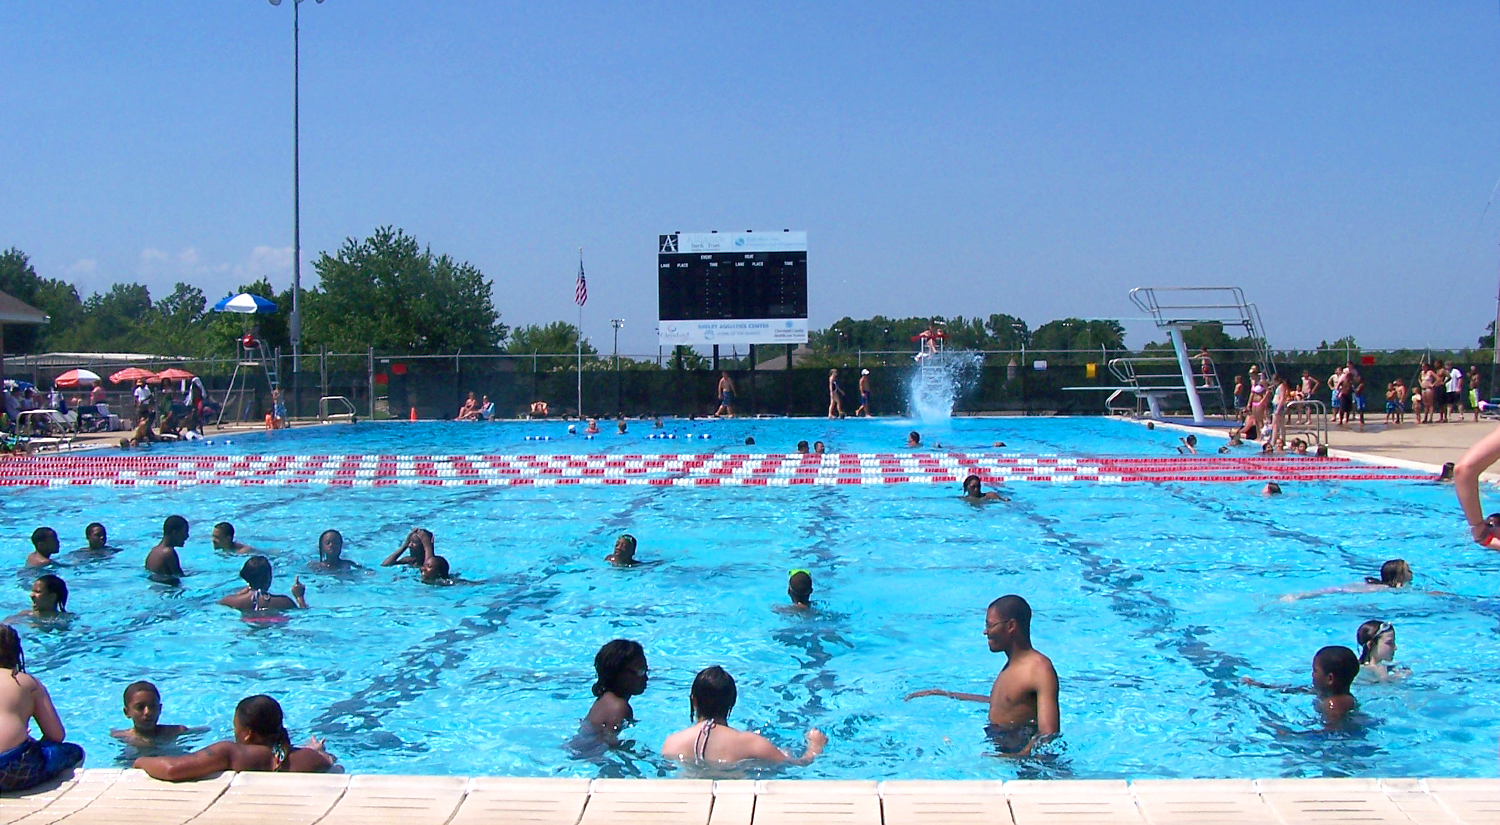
[213,293,278,314]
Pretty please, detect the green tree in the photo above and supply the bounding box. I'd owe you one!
[1030,318,1126,361]
[0,247,84,353]
[306,226,507,353]
[506,322,597,356]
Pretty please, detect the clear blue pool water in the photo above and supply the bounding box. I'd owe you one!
[5,417,1496,780]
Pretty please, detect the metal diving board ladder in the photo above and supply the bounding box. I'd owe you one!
[1116,287,1275,424]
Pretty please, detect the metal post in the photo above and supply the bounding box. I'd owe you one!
[367,345,374,419]
[1167,324,1206,423]
[610,319,623,414]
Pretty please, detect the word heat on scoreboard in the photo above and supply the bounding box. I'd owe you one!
[657,230,807,347]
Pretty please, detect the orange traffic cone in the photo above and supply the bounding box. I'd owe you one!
[409,407,418,421]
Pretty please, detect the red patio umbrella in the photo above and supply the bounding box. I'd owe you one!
[150,368,196,384]
[53,368,101,388]
[109,367,156,384]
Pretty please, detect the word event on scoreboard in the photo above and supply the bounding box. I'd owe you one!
[657,231,808,347]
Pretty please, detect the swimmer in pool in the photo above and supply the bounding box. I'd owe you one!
[1263,482,1282,496]
[1454,422,1500,548]
[581,639,649,748]
[795,440,809,454]
[1243,646,1360,729]
[813,441,826,455]
[25,527,59,568]
[210,522,255,554]
[585,418,600,435]
[961,474,1005,503]
[661,665,826,766]
[606,534,638,567]
[311,529,359,571]
[905,594,1060,756]
[7,575,70,625]
[110,681,207,746]
[382,528,433,569]
[72,522,121,559]
[1355,620,1406,682]
[1178,435,1197,454]
[145,515,188,579]
[787,570,813,610]
[906,431,921,448]
[133,694,335,779]
[218,556,307,612]
[1278,558,1413,602]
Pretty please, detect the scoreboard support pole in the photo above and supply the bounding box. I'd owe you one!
[785,344,794,416]
[712,345,719,371]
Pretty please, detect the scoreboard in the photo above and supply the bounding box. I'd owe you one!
[657,231,808,346]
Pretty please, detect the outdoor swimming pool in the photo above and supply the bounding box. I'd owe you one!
[4,418,1495,780]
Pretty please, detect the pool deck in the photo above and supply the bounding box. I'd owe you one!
[1146,416,1498,475]
[4,770,1498,824]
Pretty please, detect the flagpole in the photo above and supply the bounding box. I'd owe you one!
[577,247,584,418]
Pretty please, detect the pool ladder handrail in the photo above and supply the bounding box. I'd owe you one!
[319,395,358,423]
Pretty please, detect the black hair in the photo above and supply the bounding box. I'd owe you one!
[745,437,755,445]
[426,555,451,579]
[85,522,105,538]
[164,515,188,537]
[908,431,921,443]
[796,440,809,452]
[963,474,982,492]
[1365,559,1410,586]
[691,665,737,722]
[1185,435,1197,445]
[1314,646,1360,692]
[215,522,235,539]
[1439,462,1455,481]
[592,639,646,698]
[1315,445,1329,457]
[616,534,637,554]
[319,529,342,546]
[0,624,23,675]
[1265,482,1282,495]
[30,527,56,552]
[240,556,274,591]
[35,574,67,611]
[788,570,814,604]
[1355,620,1391,665]
[123,680,159,704]
[234,694,292,770]
[987,594,1032,631]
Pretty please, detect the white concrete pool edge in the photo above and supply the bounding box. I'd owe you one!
[4,769,1498,824]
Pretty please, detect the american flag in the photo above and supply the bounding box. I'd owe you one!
[575,259,588,307]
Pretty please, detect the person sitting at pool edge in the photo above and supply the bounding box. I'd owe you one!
[456,392,480,421]
[211,522,254,555]
[0,625,85,792]
[145,516,189,578]
[961,474,1005,503]
[312,529,358,570]
[661,665,826,766]
[110,681,206,746]
[26,527,59,567]
[787,570,814,610]
[133,694,334,780]
[219,556,307,613]
[905,594,1060,757]
[606,535,638,567]
[583,639,649,748]
[74,522,120,559]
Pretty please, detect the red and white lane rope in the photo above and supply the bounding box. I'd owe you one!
[0,453,1431,488]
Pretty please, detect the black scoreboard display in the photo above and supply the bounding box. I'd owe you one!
[657,231,808,346]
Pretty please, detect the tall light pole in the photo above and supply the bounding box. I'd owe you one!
[269,0,322,383]
[611,319,624,414]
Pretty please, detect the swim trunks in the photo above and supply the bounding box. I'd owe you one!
[0,738,84,792]
[861,391,870,405]
[720,391,733,405]
[984,723,1039,755]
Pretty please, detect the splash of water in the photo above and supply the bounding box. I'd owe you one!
[906,350,984,422]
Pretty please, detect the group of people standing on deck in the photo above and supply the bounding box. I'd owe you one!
[712,369,875,419]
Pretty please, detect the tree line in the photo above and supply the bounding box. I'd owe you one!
[1,228,1488,370]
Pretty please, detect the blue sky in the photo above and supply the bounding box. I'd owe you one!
[3,2,1498,354]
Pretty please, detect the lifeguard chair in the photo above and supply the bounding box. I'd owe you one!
[217,331,280,426]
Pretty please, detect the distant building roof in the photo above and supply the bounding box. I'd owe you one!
[2,352,190,370]
[756,345,814,370]
[0,289,48,326]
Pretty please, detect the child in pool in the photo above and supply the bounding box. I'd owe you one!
[581,639,648,747]
[132,694,334,780]
[1243,645,1360,729]
[787,570,814,611]
[605,535,638,567]
[1278,558,1412,602]
[1356,620,1407,681]
[110,681,207,745]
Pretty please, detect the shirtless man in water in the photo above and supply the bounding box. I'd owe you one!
[905,594,1059,756]
[145,515,189,578]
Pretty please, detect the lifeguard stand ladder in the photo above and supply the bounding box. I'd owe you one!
[1123,287,1275,424]
[216,340,280,427]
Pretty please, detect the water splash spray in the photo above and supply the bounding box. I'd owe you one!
[906,350,984,422]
